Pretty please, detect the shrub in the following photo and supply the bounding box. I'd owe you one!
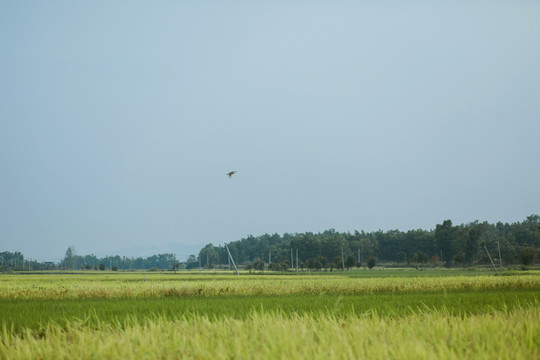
[521,247,537,266]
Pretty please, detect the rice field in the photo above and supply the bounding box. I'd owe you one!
[1,270,539,359]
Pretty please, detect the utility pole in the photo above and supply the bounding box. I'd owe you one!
[482,242,498,273]
[358,248,360,269]
[296,249,299,273]
[497,238,503,272]
[341,246,345,271]
[291,248,293,270]
[225,244,239,276]
[269,249,271,264]
[198,256,201,274]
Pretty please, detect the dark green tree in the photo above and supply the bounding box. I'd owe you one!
[466,223,485,264]
[253,260,265,272]
[521,247,537,266]
[345,255,356,270]
[317,256,328,269]
[435,220,456,265]
[395,251,407,264]
[333,256,342,271]
[453,252,465,264]
[416,251,428,264]
[199,244,219,268]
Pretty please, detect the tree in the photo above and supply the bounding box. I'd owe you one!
[396,251,407,264]
[430,255,442,267]
[435,220,456,265]
[186,255,198,270]
[521,247,537,266]
[253,260,265,272]
[522,215,540,247]
[453,252,465,264]
[269,262,287,272]
[345,255,356,270]
[333,256,342,271]
[317,256,328,269]
[99,263,106,271]
[291,233,321,261]
[64,246,76,270]
[367,257,376,269]
[466,222,488,264]
[410,252,427,269]
[199,244,220,268]
[416,251,428,264]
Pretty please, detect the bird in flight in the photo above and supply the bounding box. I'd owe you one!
[226,171,237,178]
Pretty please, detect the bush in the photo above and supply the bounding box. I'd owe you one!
[253,260,265,272]
[521,247,537,266]
[345,255,356,270]
[367,257,377,270]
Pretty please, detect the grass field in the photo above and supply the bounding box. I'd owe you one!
[1,269,539,359]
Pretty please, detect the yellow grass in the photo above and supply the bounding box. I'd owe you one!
[1,308,538,360]
[1,273,539,299]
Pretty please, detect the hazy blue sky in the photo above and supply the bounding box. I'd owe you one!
[1,1,539,261]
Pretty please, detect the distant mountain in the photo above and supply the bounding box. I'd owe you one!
[97,242,202,261]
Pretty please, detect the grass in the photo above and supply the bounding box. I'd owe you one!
[1,289,539,333]
[1,270,539,359]
[2,271,539,299]
[2,310,539,360]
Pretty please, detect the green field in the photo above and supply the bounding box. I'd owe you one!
[1,270,539,359]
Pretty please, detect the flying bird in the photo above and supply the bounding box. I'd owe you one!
[226,171,236,178]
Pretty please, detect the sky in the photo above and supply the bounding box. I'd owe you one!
[1,1,539,261]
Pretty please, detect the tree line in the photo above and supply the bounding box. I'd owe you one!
[0,250,180,272]
[196,215,540,270]
[2,215,538,272]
